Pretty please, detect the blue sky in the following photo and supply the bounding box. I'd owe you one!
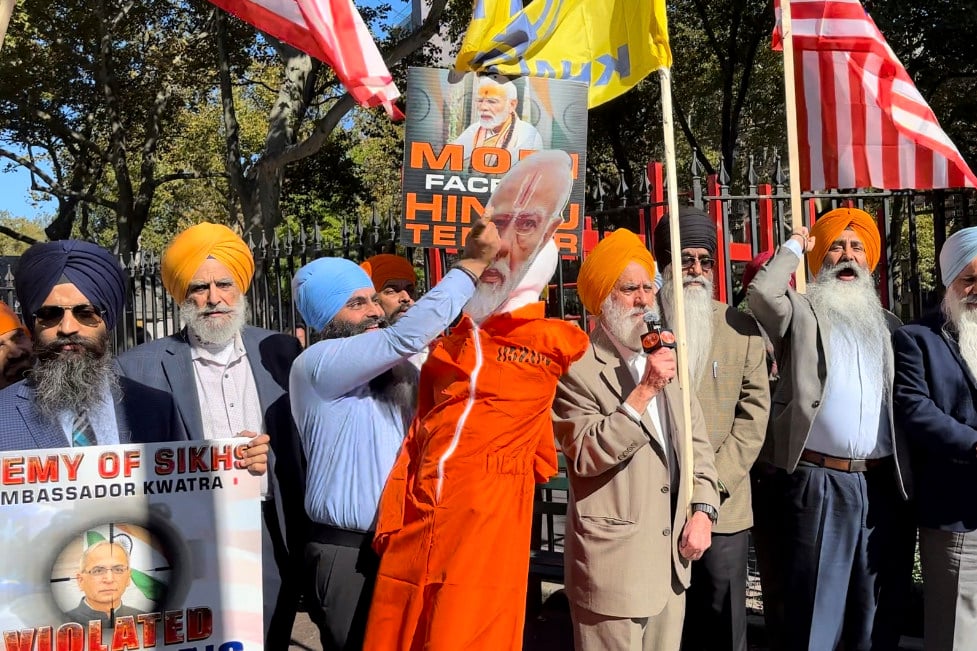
[0,0,415,223]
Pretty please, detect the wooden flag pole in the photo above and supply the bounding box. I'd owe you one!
[0,0,16,53]
[779,0,808,292]
[658,67,694,509]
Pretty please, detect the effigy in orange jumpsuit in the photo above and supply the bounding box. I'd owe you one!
[363,301,589,651]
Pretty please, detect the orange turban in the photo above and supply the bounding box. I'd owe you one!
[0,301,27,337]
[577,229,656,315]
[360,254,417,292]
[808,207,881,277]
[161,223,254,300]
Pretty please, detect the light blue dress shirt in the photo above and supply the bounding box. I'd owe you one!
[289,269,477,532]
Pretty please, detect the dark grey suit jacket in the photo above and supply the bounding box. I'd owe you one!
[0,377,186,452]
[748,245,910,498]
[116,326,308,552]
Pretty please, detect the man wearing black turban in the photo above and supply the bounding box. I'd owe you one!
[0,240,193,451]
[654,209,770,651]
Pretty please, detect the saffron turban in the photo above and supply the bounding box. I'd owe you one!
[0,301,27,337]
[161,223,254,301]
[652,207,718,269]
[939,226,977,287]
[577,229,656,316]
[293,258,373,331]
[15,240,126,332]
[808,207,881,277]
[361,254,417,292]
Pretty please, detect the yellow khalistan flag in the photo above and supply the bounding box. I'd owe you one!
[454,0,671,108]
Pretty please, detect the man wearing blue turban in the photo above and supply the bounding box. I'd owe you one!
[893,226,977,650]
[0,241,200,455]
[288,219,500,650]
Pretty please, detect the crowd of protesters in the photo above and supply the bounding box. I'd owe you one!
[1,196,975,651]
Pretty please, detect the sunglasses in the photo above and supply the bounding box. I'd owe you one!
[680,254,716,272]
[33,304,104,327]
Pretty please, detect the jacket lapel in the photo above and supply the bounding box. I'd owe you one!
[941,326,977,391]
[161,331,205,441]
[15,384,70,449]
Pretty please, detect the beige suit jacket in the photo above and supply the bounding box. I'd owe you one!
[693,302,770,534]
[553,326,721,618]
[747,246,911,498]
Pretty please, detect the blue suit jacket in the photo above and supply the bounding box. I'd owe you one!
[0,376,187,452]
[893,312,977,531]
[116,326,308,551]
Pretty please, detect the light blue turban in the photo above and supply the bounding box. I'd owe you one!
[940,227,977,287]
[292,258,373,331]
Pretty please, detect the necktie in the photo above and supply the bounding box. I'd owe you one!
[71,410,96,447]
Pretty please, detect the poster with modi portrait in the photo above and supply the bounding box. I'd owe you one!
[399,67,588,259]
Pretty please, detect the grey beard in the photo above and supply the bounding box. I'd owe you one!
[181,295,249,346]
[943,287,977,380]
[321,314,387,339]
[600,295,659,352]
[809,261,891,393]
[659,268,715,386]
[28,341,118,423]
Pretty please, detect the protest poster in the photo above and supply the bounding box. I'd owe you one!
[0,439,262,651]
[400,67,588,256]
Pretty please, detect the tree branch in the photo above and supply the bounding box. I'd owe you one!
[156,170,227,184]
[0,225,40,246]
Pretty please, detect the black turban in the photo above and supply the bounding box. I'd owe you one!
[652,207,718,269]
[15,240,126,332]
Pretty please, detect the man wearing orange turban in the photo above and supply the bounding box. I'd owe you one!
[747,211,912,650]
[553,228,720,650]
[0,301,31,389]
[361,254,418,325]
[117,222,307,649]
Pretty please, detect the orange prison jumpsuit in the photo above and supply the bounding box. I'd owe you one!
[363,303,589,651]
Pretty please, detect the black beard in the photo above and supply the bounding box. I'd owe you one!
[28,335,118,421]
[369,362,418,412]
[321,315,388,340]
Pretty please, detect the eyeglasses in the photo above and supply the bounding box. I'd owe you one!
[33,304,103,327]
[680,255,715,272]
[84,565,128,577]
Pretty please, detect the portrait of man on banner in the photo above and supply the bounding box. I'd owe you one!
[51,524,171,626]
[452,75,543,170]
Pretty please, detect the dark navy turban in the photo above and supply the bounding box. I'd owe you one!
[653,207,718,270]
[15,240,126,332]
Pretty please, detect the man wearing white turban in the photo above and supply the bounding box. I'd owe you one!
[893,225,977,650]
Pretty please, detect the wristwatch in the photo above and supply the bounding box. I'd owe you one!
[690,503,719,524]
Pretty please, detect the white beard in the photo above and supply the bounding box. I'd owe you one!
[600,295,658,352]
[479,110,508,129]
[659,267,715,387]
[944,287,977,379]
[181,294,249,346]
[464,258,516,323]
[808,262,890,392]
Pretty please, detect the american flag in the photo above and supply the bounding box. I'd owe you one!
[207,0,402,119]
[773,0,977,191]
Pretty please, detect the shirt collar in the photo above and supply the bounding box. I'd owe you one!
[190,330,246,364]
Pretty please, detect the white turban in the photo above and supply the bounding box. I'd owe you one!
[940,226,977,287]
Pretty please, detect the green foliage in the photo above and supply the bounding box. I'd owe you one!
[0,212,47,255]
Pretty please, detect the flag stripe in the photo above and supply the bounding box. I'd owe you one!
[773,0,977,190]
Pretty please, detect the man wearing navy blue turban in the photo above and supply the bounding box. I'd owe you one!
[288,219,500,650]
[0,240,197,453]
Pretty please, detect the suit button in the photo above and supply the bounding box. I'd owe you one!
[812,400,820,408]
[661,486,670,493]
[663,528,671,536]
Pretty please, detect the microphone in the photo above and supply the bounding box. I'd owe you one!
[642,312,676,354]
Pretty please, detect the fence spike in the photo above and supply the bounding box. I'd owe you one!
[748,154,758,186]
[616,168,629,203]
[773,149,785,185]
[691,149,702,177]
[718,157,730,186]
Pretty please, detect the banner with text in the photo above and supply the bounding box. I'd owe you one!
[400,67,588,255]
[0,439,262,651]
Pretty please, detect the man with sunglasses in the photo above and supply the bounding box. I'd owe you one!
[64,541,141,625]
[0,240,192,452]
[653,209,769,651]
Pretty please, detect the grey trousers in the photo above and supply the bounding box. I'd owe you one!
[919,527,977,651]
